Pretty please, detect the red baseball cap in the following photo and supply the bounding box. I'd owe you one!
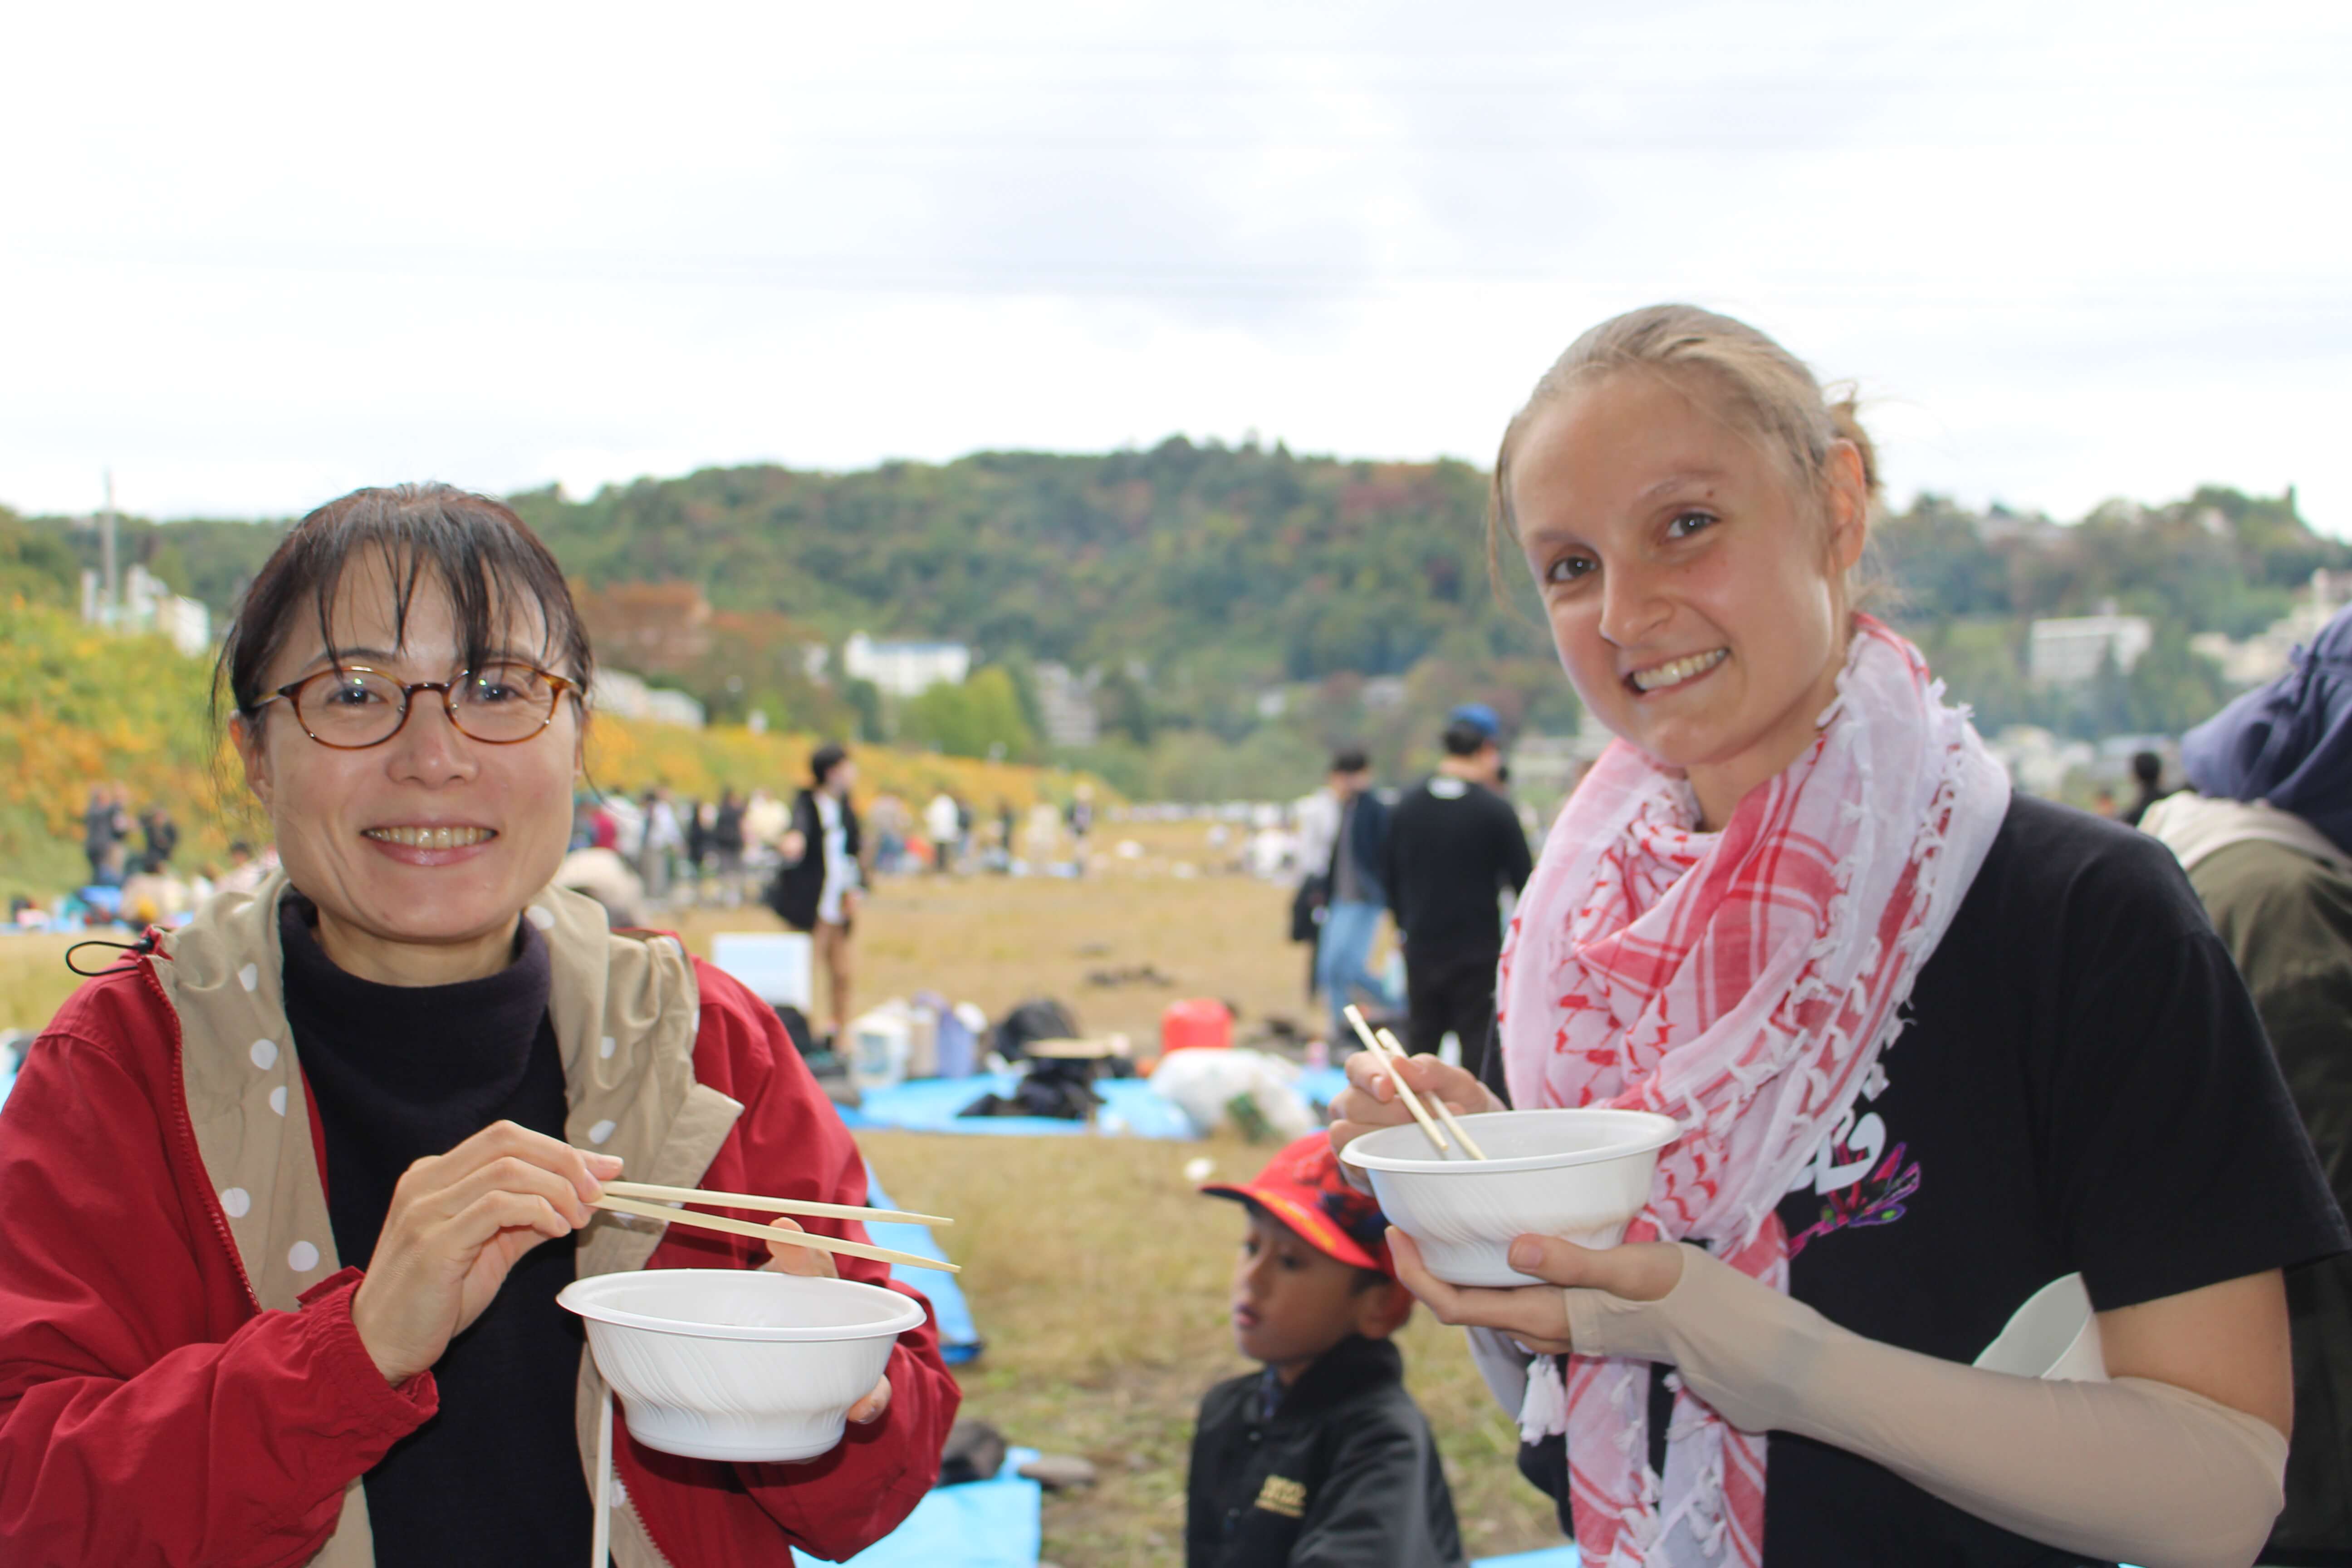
[1201,1133,1395,1278]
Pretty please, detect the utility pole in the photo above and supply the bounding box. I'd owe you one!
[99,468,118,627]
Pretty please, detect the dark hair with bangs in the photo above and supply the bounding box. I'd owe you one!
[215,483,593,731]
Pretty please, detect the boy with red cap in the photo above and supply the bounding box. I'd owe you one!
[1187,1134,1466,1568]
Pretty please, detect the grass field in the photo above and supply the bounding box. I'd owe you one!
[0,820,1561,1563]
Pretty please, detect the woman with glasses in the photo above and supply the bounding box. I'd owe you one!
[0,485,959,1568]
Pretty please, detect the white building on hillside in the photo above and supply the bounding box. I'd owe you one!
[593,670,706,728]
[2028,614,2152,687]
[83,563,211,658]
[843,632,970,697]
[1032,662,1100,747]
[2190,569,2350,686]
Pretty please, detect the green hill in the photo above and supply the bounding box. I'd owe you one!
[15,448,2347,799]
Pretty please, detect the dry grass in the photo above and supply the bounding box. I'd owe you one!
[0,822,1556,1563]
[665,819,1389,1046]
[862,1130,1561,1566]
[0,934,87,1037]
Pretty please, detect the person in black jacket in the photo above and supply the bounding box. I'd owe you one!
[1382,706,1533,1085]
[1189,1136,1465,1568]
[767,743,864,1043]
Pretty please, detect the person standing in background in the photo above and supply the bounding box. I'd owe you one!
[1292,774,1342,1005]
[2122,748,2176,827]
[773,744,866,1047]
[1314,749,1393,1045]
[924,790,960,874]
[1066,782,1097,876]
[639,787,681,903]
[683,798,713,900]
[82,785,130,887]
[1382,706,1533,1083]
[2141,603,2352,1561]
[137,804,179,876]
[712,788,747,901]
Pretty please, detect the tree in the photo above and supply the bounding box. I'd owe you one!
[899,668,1037,762]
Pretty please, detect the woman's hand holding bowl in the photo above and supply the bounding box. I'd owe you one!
[761,1220,893,1427]
[1326,1049,1503,1158]
[352,1121,620,1384]
[1387,1227,1686,1356]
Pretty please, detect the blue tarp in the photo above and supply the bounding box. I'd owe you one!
[1294,1064,1348,1108]
[837,1073,1199,1140]
[792,1446,1043,1568]
[861,1161,981,1366]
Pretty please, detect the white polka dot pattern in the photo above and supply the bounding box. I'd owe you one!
[220,1187,251,1218]
[588,1119,617,1145]
[600,1035,616,1059]
[250,1039,278,1070]
[237,963,260,992]
[528,905,555,930]
[268,1085,288,1117]
[288,1241,319,1272]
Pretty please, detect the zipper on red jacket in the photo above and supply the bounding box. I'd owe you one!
[135,940,267,1317]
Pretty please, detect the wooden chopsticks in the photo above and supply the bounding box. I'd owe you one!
[1373,1026,1489,1160]
[1341,1004,1489,1161]
[601,1179,951,1229]
[589,1194,960,1274]
[1342,1005,1450,1156]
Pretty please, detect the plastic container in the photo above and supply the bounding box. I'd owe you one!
[1160,997,1233,1056]
[849,1007,911,1094]
[1342,1107,1680,1287]
[935,1003,985,1079]
[559,1269,921,1461]
[905,1004,940,1080]
[1975,1273,2107,1382]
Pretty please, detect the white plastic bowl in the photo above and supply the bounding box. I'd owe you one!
[1341,1108,1681,1287]
[559,1269,922,1462]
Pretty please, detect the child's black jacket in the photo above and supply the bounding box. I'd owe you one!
[1186,1334,1465,1568]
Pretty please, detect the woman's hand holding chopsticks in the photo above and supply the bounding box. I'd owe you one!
[1326,1046,1504,1161]
[352,1121,622,1386]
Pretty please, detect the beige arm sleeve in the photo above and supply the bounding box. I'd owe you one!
[1565,1245,2287,1568]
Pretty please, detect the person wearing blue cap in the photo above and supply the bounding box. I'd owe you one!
[1378,705,1532,1083]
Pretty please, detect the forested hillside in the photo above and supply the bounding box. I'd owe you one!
[13,445,2346,799]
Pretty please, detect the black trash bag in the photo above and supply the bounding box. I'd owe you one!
[772,1002,817,1059]
[775,1003,859,1108]
[991,997,1081,1062]
[938,1418,1009,1486]
[958,1055,1105,1121]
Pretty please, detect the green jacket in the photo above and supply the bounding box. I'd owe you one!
[2188,838,2352,1557]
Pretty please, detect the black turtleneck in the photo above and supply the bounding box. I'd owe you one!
[279,895,588,1568]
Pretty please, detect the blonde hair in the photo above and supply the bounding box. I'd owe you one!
[1488,304,1880,593]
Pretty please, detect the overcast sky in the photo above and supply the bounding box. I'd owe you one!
[5,1,2347,534]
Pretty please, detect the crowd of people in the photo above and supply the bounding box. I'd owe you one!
[0,301,2346,1568]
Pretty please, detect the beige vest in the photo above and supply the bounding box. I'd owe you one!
[152,872,743,1568]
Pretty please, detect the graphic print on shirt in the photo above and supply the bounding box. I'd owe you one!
[1784,1087,1922,1259]
[1254,1474,1308,1518]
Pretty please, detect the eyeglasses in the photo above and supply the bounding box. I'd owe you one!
[250,662,578,750]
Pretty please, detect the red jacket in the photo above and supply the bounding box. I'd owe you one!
[0,947,958,1566]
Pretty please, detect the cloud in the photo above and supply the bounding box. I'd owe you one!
[2,0,2347,533]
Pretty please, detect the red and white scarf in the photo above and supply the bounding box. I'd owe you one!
[1497,617,2009,1567]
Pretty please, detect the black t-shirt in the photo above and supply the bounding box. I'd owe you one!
[1382,775,1534,961]
[280,897,589,1568]
[1504,795,2350,1566]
